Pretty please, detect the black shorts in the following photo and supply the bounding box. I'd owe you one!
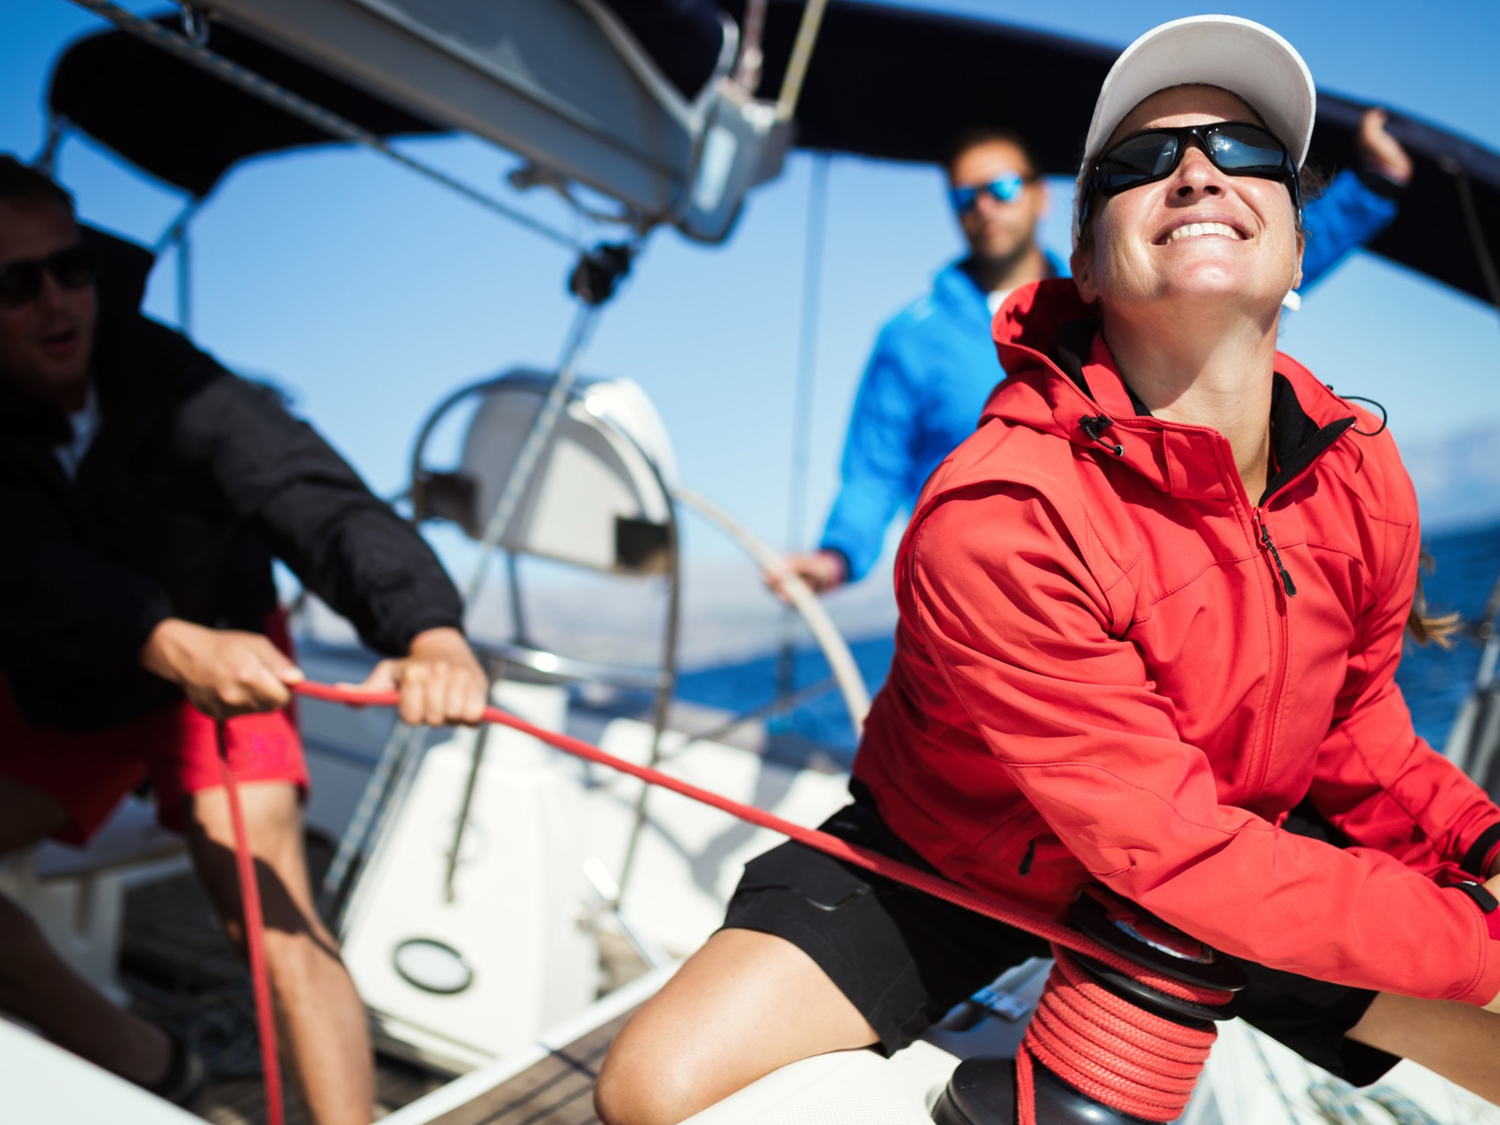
[723,785,1400,1086]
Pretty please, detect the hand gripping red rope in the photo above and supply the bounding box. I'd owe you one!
[291,682,1232,1123]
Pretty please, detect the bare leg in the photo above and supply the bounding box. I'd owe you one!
[1348,992,1500,1104]
[185,782,373,1125]
[0,775,173,1086]
[595,928,879,1125]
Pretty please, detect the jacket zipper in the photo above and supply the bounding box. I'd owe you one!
[1244,503,1293,801]
[1254,512,1297,597]
[1244,451,1336,796]
[1018,838,1037,876]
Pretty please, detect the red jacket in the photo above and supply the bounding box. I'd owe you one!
[854,279,1500,1006]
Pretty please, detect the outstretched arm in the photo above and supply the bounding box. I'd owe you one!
[170,350,484,725]
[817,330,924,584]
[1300,108,1412,289]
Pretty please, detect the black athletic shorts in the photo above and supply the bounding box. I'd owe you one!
[722,783,1400,1086]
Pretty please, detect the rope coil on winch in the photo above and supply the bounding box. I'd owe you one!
[1019,950,1224,1123]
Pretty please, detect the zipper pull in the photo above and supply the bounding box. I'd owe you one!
[1258,518,1297,597]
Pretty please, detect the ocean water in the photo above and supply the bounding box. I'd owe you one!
[675,519,1500,766]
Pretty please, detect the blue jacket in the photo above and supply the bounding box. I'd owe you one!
[819,168,1401,582]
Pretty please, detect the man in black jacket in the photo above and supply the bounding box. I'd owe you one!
[0,156,487,1124]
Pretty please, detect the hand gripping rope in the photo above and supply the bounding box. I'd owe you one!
[277,682,1240,1125]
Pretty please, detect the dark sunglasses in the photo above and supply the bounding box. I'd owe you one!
[1078,121,1301,233]
[949,172,1032,215]
[0,244,97,309]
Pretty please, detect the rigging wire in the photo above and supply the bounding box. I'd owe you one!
[62,0,586,253]
[1450,163,1500,327]
[459,300,605,605]
[1448,164,1500,669]
[775,0,831,121]
[440,299,608,902]
[775,153,831,709]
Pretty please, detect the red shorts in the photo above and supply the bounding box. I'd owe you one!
[0,615,310,845]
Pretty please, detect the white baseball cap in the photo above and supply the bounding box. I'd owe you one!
[1081,15,1316,175]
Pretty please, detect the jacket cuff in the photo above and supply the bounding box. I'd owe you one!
[1354,165,1407,202]
[819,533,870,582]
[1455,885,1500,1007]
[127,591,176,673]
[389,612,467,655]
[820,547,852,585]
[1462,820,1500,880]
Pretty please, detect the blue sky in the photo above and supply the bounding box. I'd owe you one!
[5,1,1500,594]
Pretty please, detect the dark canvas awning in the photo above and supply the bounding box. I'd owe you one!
[47,17,443,198]
[46,2,1500,307]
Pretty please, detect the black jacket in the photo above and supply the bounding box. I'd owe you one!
[0,312,465,730]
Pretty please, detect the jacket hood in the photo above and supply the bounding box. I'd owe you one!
[977,279,1359,503]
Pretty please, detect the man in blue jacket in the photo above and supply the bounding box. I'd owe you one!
[776,109,1411,594]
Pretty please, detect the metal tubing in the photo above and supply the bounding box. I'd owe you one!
[64,0,584,251]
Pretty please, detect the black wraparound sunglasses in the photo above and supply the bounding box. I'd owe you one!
[1077,121,1301,233]
[0,244,97,309]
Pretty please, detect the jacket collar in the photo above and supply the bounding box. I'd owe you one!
[985,280,1357,503]
[932,260,994,332]
[0,367,72,444]
[0,313,184,477]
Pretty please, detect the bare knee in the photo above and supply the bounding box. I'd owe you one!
[595,928,875,1125]
[595,1025,713,1125]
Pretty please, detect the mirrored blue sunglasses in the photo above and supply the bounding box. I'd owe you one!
[949,172,1030,215]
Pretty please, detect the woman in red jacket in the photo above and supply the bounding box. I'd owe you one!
[596,17,1500,1124]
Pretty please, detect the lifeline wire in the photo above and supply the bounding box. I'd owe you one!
[775,152,830,706]
[64,0,584,253]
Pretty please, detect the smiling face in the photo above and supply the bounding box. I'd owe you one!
[1070,85,1303,318]
[0,199,96,409]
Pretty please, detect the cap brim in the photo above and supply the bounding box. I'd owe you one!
[1082,15,1315,171]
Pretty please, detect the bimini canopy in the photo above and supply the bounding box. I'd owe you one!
[47,18,444,200]
[48,1,1500,303]
[51,0,789,244]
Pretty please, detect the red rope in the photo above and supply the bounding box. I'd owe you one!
[215,720,285,1125]
[292,681,1230,1120]
[1019,951,1217,1122]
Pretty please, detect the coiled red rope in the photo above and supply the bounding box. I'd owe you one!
[1018,950,1220,1123]
[290,681,1230,1122]
[215,720,285,1125]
